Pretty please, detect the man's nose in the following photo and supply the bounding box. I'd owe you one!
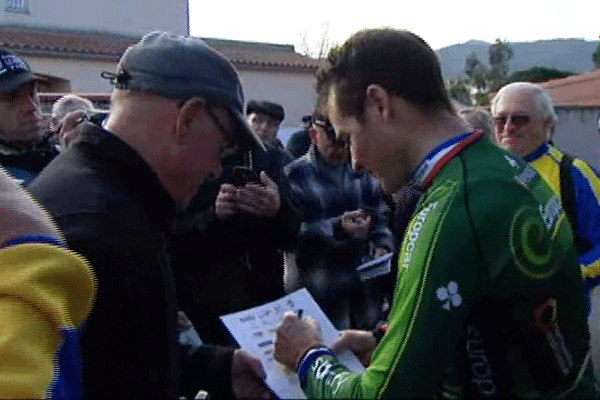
[503,116,517,132]
[213,160,223,178]
[351,158,364,173]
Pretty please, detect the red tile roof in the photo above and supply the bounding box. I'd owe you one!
[539,69,600,108]
[0,26,324,71]
[0,26,136,59]
[203,38,325,70]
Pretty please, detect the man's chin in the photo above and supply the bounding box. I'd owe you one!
[0,127,42,143]
[19,125,43,142]
[381,175,409,196]
[499,137,520,152]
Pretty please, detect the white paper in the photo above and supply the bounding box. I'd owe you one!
[220,288,365,399]
[356,252,393,281]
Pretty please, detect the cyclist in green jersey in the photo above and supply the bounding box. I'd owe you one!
[273,28,597,399]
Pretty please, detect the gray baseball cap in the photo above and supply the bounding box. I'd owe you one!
[0,50,38,93]
[102,31,264,151]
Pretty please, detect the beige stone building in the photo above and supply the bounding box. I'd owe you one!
[540,69,600,170]
[0,0,322,138]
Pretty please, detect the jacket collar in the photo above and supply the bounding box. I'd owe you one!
[523,142,550,162]
[75,123,176,231]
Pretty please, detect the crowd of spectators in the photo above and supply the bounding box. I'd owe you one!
[1,27,600,400]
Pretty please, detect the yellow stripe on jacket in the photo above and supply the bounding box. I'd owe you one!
[0,243,95,399]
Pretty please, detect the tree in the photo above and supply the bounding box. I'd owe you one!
[593,36,600,69]
[509,66,577,83]
[447,79,472,106]
[464,51,488,91]
[296,21,334,59]
[488,39,513,92]
[459,39,513,106]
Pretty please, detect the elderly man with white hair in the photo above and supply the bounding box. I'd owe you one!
[492,81,600,315]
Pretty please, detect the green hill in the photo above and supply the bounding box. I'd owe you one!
[436,38,597,81]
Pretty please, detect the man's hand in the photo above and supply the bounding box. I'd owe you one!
[231,349,271,399]
[341,210,371,239]
[330,330,377,368]
[372,247,389,258]
[0,167,63,248]
[274,312,324,371]
[236,172,281,218]
[58,109,87,147]
[176,311,193,330]
[215,183,239,219]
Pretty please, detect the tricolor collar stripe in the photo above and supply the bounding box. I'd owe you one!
[413,130,483,189]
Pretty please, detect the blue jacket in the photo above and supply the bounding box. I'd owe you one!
[525,142,600,312]
[285,145,393,270]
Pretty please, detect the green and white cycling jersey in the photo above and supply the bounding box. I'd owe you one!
[298,132,596,399]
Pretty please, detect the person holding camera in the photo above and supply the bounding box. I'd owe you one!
[171,102,301,346]
[283,110,393,330]
[49,94,108,149]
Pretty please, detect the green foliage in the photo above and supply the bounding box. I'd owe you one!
[473,92,490,107]
[509,66,577,83]
[460,39,513,106]
[464,52,488,91]
[593,36,600,69]
[488,39,513,92]
[447,79,472,106]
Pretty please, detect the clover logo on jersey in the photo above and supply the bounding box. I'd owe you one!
[436,281,462,311]
[509,205,558,279]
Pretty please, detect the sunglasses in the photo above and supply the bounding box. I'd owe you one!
[313,119,349,146]
[493,114,531,129]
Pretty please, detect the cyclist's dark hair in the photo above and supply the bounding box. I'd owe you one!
[316,28,454,119]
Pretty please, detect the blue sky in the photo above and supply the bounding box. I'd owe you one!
[189,0,599,51]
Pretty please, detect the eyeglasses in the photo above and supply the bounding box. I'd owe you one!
[313,119,349,147]
[205,105,239,158]
[493,114,531,129]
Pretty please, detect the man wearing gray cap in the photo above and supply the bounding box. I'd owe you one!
[29,32,270,400]
[0,49,58,185]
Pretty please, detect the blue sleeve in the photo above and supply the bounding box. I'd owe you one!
[286,162,351,246]
[362,176,394,251]
[571,163,600,285]
[3,235,64,248]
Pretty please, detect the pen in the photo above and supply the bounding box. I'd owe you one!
[297,309,303,319]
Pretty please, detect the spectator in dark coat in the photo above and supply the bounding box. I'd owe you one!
[172,135,301,346]
[29,32,269,400]
[247,99,290,152]
[284,113,394,329]
[0,49,57,185]
[286,115,312,159]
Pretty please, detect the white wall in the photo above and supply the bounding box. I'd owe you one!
[553,107,600,170]
[25,55,116,93]
[238,69,317,133]
[24,54,319,143]
[2,0,188,36]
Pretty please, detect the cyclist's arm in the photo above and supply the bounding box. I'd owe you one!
[300,183,493,398]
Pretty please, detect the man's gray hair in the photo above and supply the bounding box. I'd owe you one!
[491,82,558,134]
[458,107,493,137]
[51,94,94,130]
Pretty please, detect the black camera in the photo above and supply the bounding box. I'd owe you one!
[232,166,261,187]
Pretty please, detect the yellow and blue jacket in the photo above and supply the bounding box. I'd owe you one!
[0,236,95,399]
[525,142,600,312]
